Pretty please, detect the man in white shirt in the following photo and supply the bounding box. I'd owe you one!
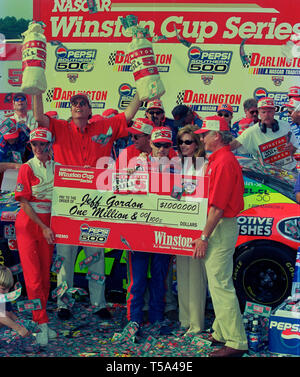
[230,97,298,171]
[9,93,37,131]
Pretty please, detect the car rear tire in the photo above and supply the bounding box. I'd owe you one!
[233,241,296,310]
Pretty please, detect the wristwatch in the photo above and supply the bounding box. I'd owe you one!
[200,234,209,242]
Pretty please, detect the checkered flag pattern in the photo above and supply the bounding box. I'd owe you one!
[176,90,185,105]
[108,51,117,66]
[45,88,55,102]
[243,53,252,68]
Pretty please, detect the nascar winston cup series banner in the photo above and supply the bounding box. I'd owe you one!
[51,166,209,256]
[29,0,300,120]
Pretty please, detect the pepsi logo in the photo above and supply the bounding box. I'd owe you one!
[254,88,268,100]
[281,328,300,341]
[189,47,202,60]
[119,84,132,96]
[56,46,67,58]
[280,328,300,350]
[80,224,90,233]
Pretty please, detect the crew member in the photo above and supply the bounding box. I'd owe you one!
[14,128,57,346]
[230,97,298,171]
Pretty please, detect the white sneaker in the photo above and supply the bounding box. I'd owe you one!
[35,323,48,346]
[47,326,57,339]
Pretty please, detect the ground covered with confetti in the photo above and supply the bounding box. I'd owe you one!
[0,294,287,359]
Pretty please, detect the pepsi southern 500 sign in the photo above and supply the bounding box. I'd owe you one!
[51,165,209,256]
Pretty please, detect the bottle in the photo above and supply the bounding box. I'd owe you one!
[248,320,260,352]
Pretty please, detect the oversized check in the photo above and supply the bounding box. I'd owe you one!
[51,166,209,256]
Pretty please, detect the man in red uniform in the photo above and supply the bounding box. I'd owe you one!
[33,91,141,320]
[193,115,248,357]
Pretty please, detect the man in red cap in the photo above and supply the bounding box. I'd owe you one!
[231,97,298,171]
[33,91,141,321]
[193,115,248,357]
[145,99,177,145]
[0,118,32,174]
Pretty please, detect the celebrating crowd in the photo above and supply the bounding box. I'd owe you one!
[0,86,299,357]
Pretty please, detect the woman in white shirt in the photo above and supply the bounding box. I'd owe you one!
[176,124,208,335]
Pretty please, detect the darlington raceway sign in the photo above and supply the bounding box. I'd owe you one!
[51,166,209,256]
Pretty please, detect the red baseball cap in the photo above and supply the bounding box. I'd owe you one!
[217,103,233,114]
[288,86,300,98]
[30,128,52,143]
[195,115,229,134]
[127,118,154,135]
[146,99,164,112]
[257,97,275,109]
[3,118,19,140]
[151,126,173,143]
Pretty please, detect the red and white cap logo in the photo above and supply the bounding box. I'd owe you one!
[30,128,52,143]
[288,86,300,97]
[258,97,275,109]
[128,118,154,135]
[151,127,172,143]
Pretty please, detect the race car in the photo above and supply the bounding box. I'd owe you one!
[233,157,299,309]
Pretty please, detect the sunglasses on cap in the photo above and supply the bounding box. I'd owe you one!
[153,142,171,148]
[71,100,88,107]
[14,97,26,102]
[217,112,230,118]
[178,139,194,146]
[148,110,164,116]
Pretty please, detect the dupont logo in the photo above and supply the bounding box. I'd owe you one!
[79,224,110,243]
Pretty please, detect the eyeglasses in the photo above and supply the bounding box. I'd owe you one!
[148,110,164,116]
[14,97,26,102]
[217,112,230,118]
[249,110,258,115]
[71,100,88,107]
[178,139,194,145]
[153,142,171,148]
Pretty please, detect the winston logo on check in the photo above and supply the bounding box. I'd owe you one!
[153,231,193,249]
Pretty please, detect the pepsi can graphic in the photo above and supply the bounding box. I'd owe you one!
[268,316,300,356]
[248,331,260,352]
